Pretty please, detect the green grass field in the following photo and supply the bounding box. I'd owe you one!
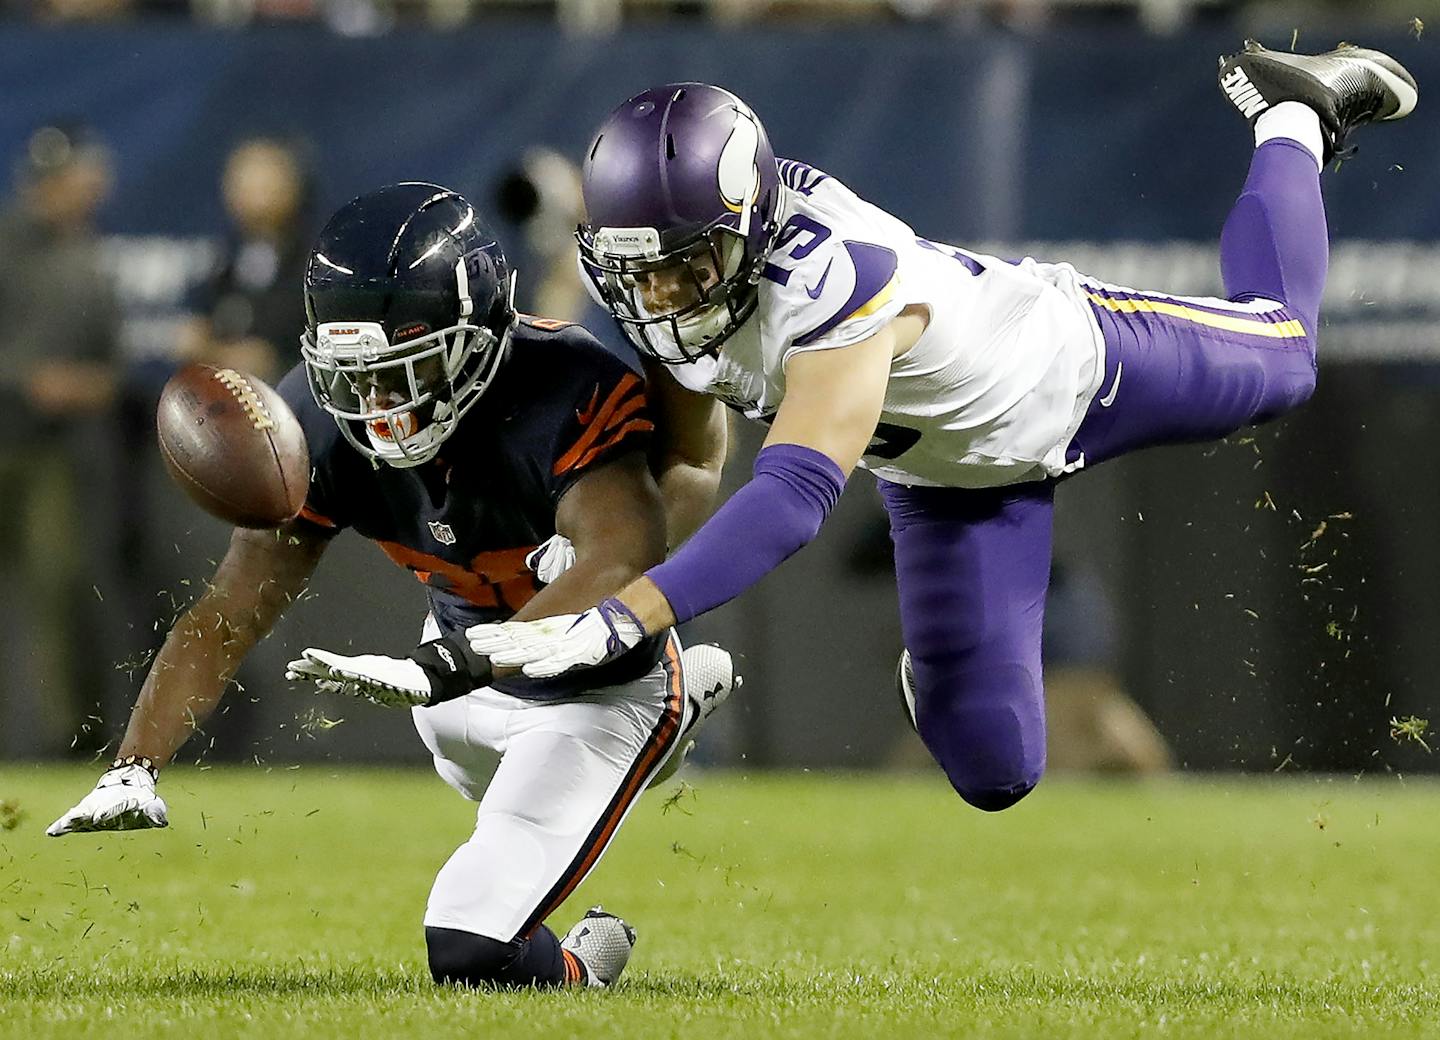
[1,767,1437,1039]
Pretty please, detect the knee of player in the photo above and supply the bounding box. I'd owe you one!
[1292,353,1318,405]
[921,730,1044,812]
[1256,350,1318,424]
[1282,338,1318,403]
[426,926,521,987]
[953,777,1041,812]
[914,712,1045,813]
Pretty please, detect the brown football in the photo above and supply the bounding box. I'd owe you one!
[157,364,309,528]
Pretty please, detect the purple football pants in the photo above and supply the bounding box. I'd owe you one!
[883,139,1325,811]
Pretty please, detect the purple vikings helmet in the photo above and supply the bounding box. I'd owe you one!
[578,84,782,362]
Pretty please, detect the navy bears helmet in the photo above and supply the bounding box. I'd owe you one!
[301,182,515,467]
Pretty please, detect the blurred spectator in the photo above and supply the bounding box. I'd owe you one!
[1037,560,1172,773]
[33,0,134,21]
[0,121,120,756]
[493,147,598,325]
[850,517,1173,774]
[178,136,316,382]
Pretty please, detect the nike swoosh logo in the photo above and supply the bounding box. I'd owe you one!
[576,385,600,424]
[1098,360,1123,408]
[805,260,833,300]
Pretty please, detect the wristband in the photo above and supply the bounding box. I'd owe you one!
[111,754,159,781]
[407,631,494,706]
[596,597,648,655]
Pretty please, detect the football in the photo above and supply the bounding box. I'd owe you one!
[156,364,310,528]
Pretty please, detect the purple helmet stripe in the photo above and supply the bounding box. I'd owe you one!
[792,241,898,347]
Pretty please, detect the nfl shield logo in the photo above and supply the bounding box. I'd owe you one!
[428,521,456,546]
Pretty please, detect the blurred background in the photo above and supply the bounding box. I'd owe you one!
[0,0,1435,781]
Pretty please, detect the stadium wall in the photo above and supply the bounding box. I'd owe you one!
[0,22,1435,774]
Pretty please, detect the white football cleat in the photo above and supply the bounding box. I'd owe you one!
[560,907,636,988]
[648,643,740,788]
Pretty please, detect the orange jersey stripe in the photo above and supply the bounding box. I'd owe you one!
[523,636,684,935]
[551,373,644,476]
[571,418,656,473]
[602,392,647,431]
[375,540,540,612]
[298,504,337,529]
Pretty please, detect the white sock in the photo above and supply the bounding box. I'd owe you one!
[1254,101,1325,170]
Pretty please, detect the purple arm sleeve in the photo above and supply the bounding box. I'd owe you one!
[646,442,847,625]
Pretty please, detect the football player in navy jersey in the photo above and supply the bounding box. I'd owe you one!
[47,183,733,991]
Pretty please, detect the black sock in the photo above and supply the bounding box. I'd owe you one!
[506,924,567,987]
[426,924,568,988]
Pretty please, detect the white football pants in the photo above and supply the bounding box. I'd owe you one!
[412,615,689,942]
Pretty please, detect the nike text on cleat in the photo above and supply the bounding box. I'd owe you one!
[648,643,740,789]
[896,649,918,732]
[1217,40,1418,161]
[560,907,636,988]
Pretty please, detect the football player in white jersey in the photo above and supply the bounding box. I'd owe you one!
[463,42,1416,812]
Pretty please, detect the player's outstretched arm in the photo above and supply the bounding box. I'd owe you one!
[47,521,328,836]
[293,450,670,704]
[469,328,896,677]
[645,361,728,548]
[516,450,669,621]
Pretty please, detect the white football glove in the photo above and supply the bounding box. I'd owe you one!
[47,764,168,837]
[286,648,435,708]
[466,598,647,679]
[526,534,576,585]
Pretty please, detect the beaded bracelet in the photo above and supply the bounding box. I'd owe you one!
[110,754,159,780]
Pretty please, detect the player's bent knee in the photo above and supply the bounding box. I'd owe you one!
[425,926,524,988]
[920,733,1045,812]
[955,778,1040,813]
[1254,353,1318,425]
[1289,354,1318,407]
[914,704,1045,813]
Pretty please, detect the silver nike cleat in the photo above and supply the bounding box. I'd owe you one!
[560,906,637,988]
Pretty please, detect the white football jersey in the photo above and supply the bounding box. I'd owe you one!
[665,160,1107,488]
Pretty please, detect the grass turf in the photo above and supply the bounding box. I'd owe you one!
[1,766,1437,1039]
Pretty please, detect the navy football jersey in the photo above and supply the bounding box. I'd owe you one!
[278,315,661,699]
